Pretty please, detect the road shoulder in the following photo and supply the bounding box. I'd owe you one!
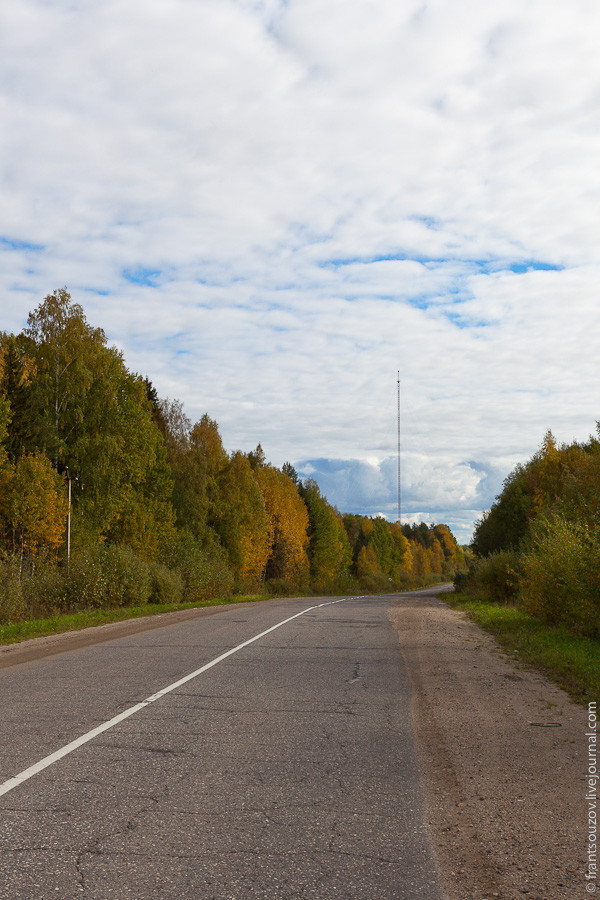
[390,590,586,900]
[0,599,295,670]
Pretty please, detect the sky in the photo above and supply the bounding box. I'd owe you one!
[1,0,600,543]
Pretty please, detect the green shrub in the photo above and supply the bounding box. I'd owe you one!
[62,544,155,610]
[0,557,25,623]
[149,563,184,604]
[101,544,152,607]
[165,532,233,603]
[21,562,66,617]
[358,573,390,594]
[520,515,600,637]
[63,545,109,611]
[264,577,294,597]
[458,550,521,605]
[0,555,68,621]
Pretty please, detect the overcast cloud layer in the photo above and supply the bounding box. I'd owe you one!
[2,0,600,542]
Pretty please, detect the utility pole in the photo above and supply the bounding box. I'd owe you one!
[66,468,71,573]
[397,372,401,525]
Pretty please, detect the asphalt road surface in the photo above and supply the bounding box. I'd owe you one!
[0,591,448,899]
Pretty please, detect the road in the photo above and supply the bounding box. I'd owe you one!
[0,590,447,900]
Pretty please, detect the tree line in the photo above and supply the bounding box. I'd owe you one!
[460,427,600,638]
[0,289,465,622]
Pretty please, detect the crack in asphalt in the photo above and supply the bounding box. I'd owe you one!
[68,796,162,896]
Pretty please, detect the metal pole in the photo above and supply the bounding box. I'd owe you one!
[397,372,401,525]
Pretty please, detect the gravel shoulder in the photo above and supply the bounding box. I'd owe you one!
[390,586,587,900]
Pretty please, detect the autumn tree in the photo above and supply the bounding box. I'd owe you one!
[24,289,109,468]
[467,422,600,627]
[472,432,585,557]
[356,543,381,581]
[389,522,412,578]
[255,464,310,588]
[216,451,270,589]
[369,517,394,576]
[430,537,444,575]
[300,479,351,592]
[21,290,176,553]
[1,451,68,573]
[0,332,39,461]
[160,406,227,543]
[558,431,600,527]
[342,514,413,586]
[410,542,431,577]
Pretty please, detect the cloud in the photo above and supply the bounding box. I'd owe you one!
[295,453,505,544]
[1,0,600,542]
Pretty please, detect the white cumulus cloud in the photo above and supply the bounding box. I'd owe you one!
[1,0,599,542]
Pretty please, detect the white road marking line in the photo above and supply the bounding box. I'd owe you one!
[0,597,348,799]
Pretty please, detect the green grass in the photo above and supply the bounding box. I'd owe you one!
[0,576,457,649]
[0,594,272,646]
[444,592,600,704]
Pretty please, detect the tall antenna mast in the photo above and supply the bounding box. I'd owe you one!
[397,372,401,525]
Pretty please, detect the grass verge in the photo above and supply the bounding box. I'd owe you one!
[0,594,272,646]
[444,593,600,704]
[0,578,456,648]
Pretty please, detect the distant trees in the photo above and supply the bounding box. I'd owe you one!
[0,289,465,623]
[342,513,413,590]
[400,521,463,578]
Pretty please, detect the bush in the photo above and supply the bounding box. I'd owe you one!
[165,532,233,603]
[0,557,26,623]
[101,544,152,607]
[21,562,66,617]
[0,538,216,623]
[62,543,152,611]
[520,515,600,637]
[264,577,294,597]
[62,545,109,611]
[358,573,390,594]
[149,563,184,604]
[458,550,521,605]
[62,543,182,610]
[0,555,67,621]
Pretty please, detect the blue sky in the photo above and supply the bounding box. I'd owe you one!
[1,0,600,543]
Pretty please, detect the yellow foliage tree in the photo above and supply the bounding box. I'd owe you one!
[430,538,444,575]
[3,451,68,572]
[389,522,412,576]
[410,542,431,577]
[217,452,271,589]
[356,544,381,580]
[255,465,310,588]
[533,430,562,511]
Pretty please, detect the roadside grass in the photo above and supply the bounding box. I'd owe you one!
[0,594,271,646]
[0,576,454,648]
[444,593,600,704]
